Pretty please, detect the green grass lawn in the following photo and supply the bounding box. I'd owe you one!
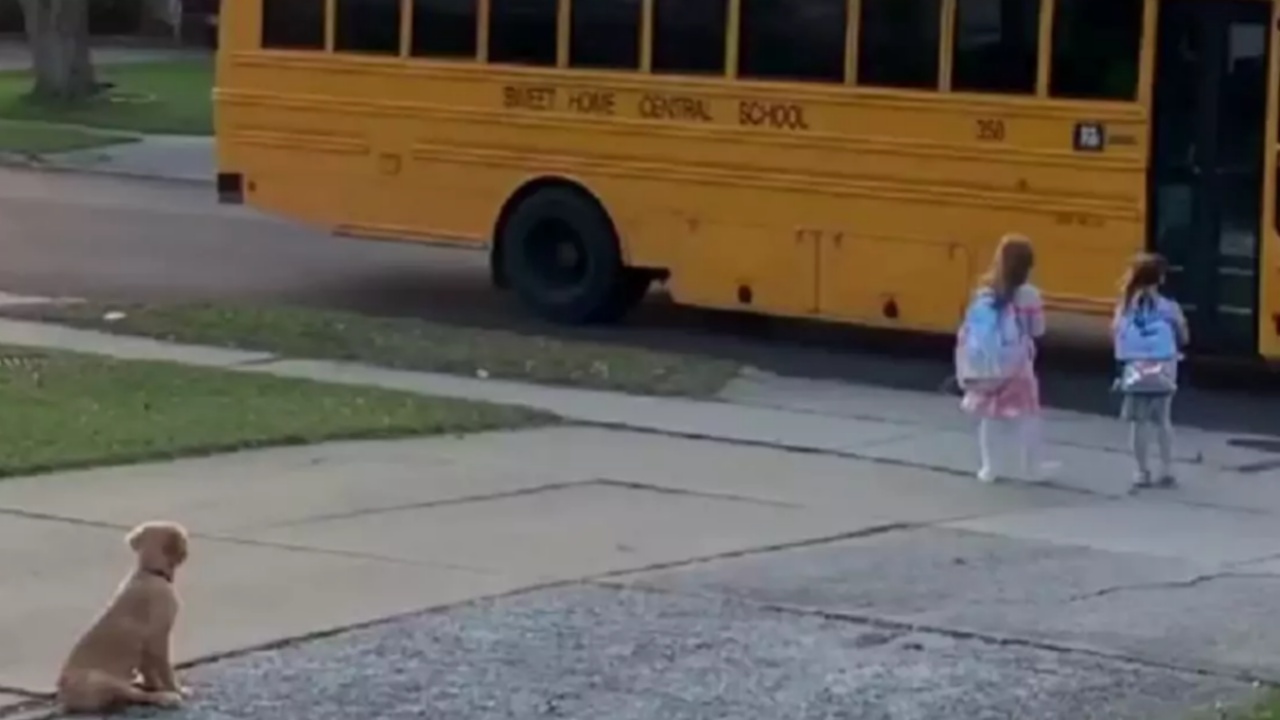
[0,302,744,398]
[0,120,136,154]
[0,346,552,478]
[0,59,213,135]
[1219,692,1280,719]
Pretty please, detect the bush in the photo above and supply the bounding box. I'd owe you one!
[89,0,144,35]
[0,0,145,36]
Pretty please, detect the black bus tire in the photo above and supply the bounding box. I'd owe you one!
[498,186,637,325]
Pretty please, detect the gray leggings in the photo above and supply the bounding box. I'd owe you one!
[1121,394,1174,478]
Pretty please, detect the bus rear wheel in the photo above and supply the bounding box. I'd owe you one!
[498,186,649,325]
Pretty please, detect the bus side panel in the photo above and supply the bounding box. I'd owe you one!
[218,102,378,232]
[564,155,1142,330]
[818,233,974,333]
[637,182,1143,329]
[216,58,1148,328]
[220,95,503,245]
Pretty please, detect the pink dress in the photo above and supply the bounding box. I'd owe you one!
[961,284,1045,419]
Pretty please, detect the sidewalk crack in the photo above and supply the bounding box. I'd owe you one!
[1063,570,1280,604]
[0,506,495,575]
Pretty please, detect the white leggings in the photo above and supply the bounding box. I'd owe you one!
[978,416,1044,476]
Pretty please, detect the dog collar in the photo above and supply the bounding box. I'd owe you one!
[144,568,172,582]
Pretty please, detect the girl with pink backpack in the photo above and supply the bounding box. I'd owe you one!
[957,234,1059,483]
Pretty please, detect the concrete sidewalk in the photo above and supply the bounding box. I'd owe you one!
[0,316,1275,505]
[8,135,213,185]
[2,317,1280,716]
[0,426,1076,700]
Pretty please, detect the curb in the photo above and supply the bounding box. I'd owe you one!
[0,154,213,186]
[0,293,81,308]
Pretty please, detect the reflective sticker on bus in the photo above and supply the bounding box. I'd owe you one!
[1074,121,1107,152]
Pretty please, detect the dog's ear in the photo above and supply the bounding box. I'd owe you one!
[125,521,188,566]
[125,524,149,553]
[162,527,188,565]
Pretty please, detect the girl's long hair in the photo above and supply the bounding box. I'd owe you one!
[1120,253,1167,309]
[981,233,1035,306]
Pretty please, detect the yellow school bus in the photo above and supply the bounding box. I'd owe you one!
[215,0,1280,359]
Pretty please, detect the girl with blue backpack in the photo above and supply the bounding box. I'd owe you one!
[1113,253,1188,491]
[956,234,1058,483]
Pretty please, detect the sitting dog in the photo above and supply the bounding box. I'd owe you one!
[56,521,190,714]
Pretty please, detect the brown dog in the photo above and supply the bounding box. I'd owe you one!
[56,521,190,714]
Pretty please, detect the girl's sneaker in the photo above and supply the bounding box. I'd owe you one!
[1155,475,1178,489]
[977,467,997,484]
[1130,472,1154,493]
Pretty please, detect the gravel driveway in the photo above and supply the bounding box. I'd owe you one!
[73,584,1250,720]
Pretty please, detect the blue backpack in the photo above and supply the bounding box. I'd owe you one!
[955,289,1025,390]
[1114,295,1178,362]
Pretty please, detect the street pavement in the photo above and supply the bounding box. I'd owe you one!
[0,167,1278,436]
[0,324,1279,718]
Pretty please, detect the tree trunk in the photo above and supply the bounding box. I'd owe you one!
[18,0,97,104]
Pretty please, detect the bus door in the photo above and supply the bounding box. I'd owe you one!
[1150,0,1270,354]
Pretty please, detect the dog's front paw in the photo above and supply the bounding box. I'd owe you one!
[131,671,149,690]
[153,691,184,708]
[178,685,193,698]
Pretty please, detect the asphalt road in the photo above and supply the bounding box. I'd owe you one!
[1,167,1278,435]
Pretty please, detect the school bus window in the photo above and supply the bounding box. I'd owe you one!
[1219,21,1266,167]
[857,0,941,90]
[1049,0,1142,100]
[951,0,1039,95]
[489,0,557,66]
[651,0,728,75]
[261,0,325,50]
[738,0,846,83]
[411,0,479,58]
[570,0,641,70]
[334,0,401,55]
